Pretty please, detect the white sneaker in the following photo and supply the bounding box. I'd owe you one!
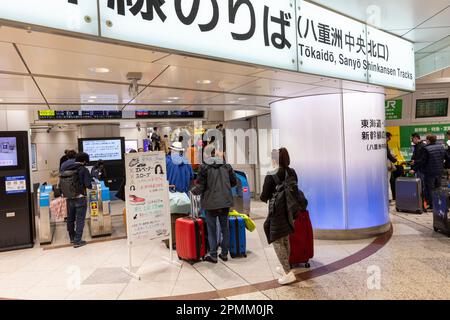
[275,266,284,275]
[278,271,296,285]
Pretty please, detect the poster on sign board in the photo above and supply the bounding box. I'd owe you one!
[125,151,170,244]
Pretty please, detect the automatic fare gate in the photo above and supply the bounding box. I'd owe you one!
[88,180,112,237]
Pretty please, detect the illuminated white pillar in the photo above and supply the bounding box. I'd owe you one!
[271,91,390,239]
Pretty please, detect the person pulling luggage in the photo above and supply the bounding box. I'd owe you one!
[191,147,237,263]
[260,148,299,285]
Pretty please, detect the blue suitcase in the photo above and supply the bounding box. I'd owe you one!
[229,216,247,258]
[432,188,450,236]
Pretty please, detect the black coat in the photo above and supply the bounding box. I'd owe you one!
[415,143,448,176]
[194,158,237,211]
[261,167,298,244]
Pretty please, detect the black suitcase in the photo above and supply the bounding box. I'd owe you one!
[395,177,423,214]
[432,188,450,236]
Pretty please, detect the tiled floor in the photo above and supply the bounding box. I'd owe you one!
[1,201,450,300]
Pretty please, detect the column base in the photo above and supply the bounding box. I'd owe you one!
[313,222,392,240]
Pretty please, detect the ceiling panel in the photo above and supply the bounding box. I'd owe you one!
[419,6,450,28]
[35,77,132,104]
[154,54,265,76]
[0,42,27,73]
[133,86,219,105]
[203,93,277,107]
[310,0,450,30]
[249,70,325,84]
[18,45,168,83]
[231,78,318,97]
[0,74,44,103]
[414,42,435,52]
[0,27,167,62]
[151,66,257,92]
[403,27,450,43]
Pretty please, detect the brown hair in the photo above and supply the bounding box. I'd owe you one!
[67,149,77,159]
[426,134,437,144]
[271,148,290,168]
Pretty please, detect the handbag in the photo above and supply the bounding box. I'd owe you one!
[169,191,191,214]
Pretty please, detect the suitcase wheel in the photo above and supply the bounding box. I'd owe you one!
[243,253,247,258]
[304,262,311,269]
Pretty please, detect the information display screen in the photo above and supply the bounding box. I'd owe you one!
[38,110,122,120]
[0,137,18,167]
[416,98,449,118]
[81,139,123,161]
[135,111,205,119]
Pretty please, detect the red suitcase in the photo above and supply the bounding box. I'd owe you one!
[289,210,314,268]
[175,193,206,263]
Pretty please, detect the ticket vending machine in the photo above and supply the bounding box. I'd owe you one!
[231,171,251,216]
[88,180,112,237]
[0,131,34,251]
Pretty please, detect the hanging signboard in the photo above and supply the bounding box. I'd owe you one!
[99,0,297,71]
[0,0,415,91]
[366,26,415,91]
[0,0,98,35]
[125,151,170,243]
[295,1,415,91]
[385,100,403,120]
[296,1,367,83]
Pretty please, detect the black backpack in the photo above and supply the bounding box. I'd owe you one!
[59,166,81,199]
[269,169,308,220]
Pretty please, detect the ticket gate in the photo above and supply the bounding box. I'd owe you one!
[36,184,55,245]
[232,170,251,216]
[88,180,112,237]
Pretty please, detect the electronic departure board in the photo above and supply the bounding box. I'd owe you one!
[416,98,449,119]
[38,110,204,120]
[135,110,205,119]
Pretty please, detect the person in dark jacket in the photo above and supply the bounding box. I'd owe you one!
[91,160,107,182]
[60,152,92,248]
[410,133,426,201]
[260,148,297,285]
[413,134,449,210]
[192,148,237,263]
[60,149,77,171]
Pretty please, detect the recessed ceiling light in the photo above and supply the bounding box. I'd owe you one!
[88,67,110,73]
[89,96,97,99]
[196,80,212,85]
[162,100,173,103]
[169,97,180,100]
[238,97,247,101]
[0,99,3,102]
[229,100,237,104]
[87,100,95,103]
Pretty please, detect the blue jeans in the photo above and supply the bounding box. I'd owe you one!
[205,208,230,258]
[67,197,87,243]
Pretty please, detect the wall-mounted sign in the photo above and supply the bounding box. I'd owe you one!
[1,1,415,91]
[385,100,403,120]
[5,176,27,195]
[0,0,98,35]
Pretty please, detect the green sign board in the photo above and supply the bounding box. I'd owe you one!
[385,100,403,120]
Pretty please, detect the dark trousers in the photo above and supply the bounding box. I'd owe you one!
[67,197,87,243]
[205,208,230,258]
[424,174,441,208]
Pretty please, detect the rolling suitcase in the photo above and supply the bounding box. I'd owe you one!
[175,193,206,263]
[395,177,423,214]
[289,211,314,268]
[432,188,450,236]
[229,216,247,258]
